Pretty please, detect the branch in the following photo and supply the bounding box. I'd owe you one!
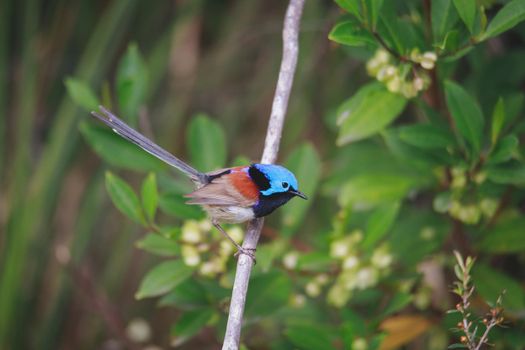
[221,1,305,349]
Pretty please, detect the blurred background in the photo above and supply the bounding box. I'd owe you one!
[1,0,525,349]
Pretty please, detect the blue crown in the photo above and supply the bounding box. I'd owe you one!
[253,164,299,196]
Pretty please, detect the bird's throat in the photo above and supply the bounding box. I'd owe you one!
[252,192,295,218]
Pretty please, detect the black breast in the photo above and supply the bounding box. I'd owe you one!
[252,192,295,218]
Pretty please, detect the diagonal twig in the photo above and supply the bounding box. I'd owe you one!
[221,1,305,349]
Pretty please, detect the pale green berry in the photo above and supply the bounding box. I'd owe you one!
[126,318,151,343]
[228,226,244,242]
[316,273,330,285]
[330,239,350,259]
[349,230,364,243]
[457,205,481,224]
[377,65,397,82]
[181,220,202,243]
[371,247,393,269]
[290,293,306,308]
[355,267,379,290]
[305,281,321,297]
[198,219,212,232]
[420,52,437,70]
[401,80,418,98]
[474,171,487,184]
[283,251,299,269]
[342,255,359,270]
[451,167,467,188]
[199,261,217,277]
[386,75,402,93]
[181,244,201,266]
[327,282,351,307]
[480,198,498,217]
[352,338,368,350]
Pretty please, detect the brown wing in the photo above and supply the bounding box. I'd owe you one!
[185,173,257,207]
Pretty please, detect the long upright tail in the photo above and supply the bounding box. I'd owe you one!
[91,106,209,184]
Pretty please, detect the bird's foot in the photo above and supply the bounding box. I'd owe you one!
[234,247,257,264]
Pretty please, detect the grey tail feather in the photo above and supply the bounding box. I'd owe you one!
[90,106,209,184]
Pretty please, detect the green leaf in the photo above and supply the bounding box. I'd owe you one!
[377,3,423,53]
[65,78,99,111]
[398,124,456,149]
[281,143,321,236]
[297,252,334,272]
[337,83,407,145]
[80,122,165,171]
[486,162,525,185]
[136,234,179,257]
[116,43,148,125]
[136,260,194,299]
[444,81,484,155]
[381,292,413,317]
[364,201,401,249]
[245,272,292,318]
[334,0,362,19]
[105,172,145,224]
[339,174,425,208]
[488,135,519,164]
[366,0,385,29]
[472,263,525,311]
[436,30,461,52]
[432,0,459,42]
[328,20,376,47]
[479,217,525,253]
[491,97,505,145]
[452,0,476,33]
[285,324,337,350]
[141,173,158,222]
[159,193,206,220]
[171,308,215,347]
[159,279,209,309]
[187,114,227,171]
[481,0,525,39]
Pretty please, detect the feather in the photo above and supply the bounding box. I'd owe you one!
[91,106,208,184]
[185,170,258,207]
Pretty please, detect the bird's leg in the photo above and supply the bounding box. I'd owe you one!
[212,221,256,263]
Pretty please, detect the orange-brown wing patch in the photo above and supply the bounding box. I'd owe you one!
[228,170,259,201]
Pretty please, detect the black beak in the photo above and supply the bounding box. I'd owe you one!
[289,189,307,200]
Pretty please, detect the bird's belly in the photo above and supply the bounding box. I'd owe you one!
[203,205,255,224]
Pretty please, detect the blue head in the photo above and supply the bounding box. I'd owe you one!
[248,164,307,199]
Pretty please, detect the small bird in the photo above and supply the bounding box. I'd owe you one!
[90,106,307,260]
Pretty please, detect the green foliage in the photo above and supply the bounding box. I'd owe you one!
[281,143,321,236]
[136,260,194,299]
[105,171,146,224]
[8,1,525,349]
[452,0,477,34]
[336,83,407,145]
[80,122,166,171]
[116,43,148,125]
[65,78,99,111]
[141,173,158,223]
[444,80,484,156]
[187,114,227,171]
[481,0,525,39]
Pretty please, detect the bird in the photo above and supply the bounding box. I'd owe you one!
[90,106,307,261]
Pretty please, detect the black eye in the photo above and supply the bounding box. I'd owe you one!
[282,182,289,188]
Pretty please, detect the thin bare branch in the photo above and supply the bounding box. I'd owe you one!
[221,1,305,349]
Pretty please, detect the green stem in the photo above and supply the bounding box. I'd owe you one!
[7,0,38,217]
